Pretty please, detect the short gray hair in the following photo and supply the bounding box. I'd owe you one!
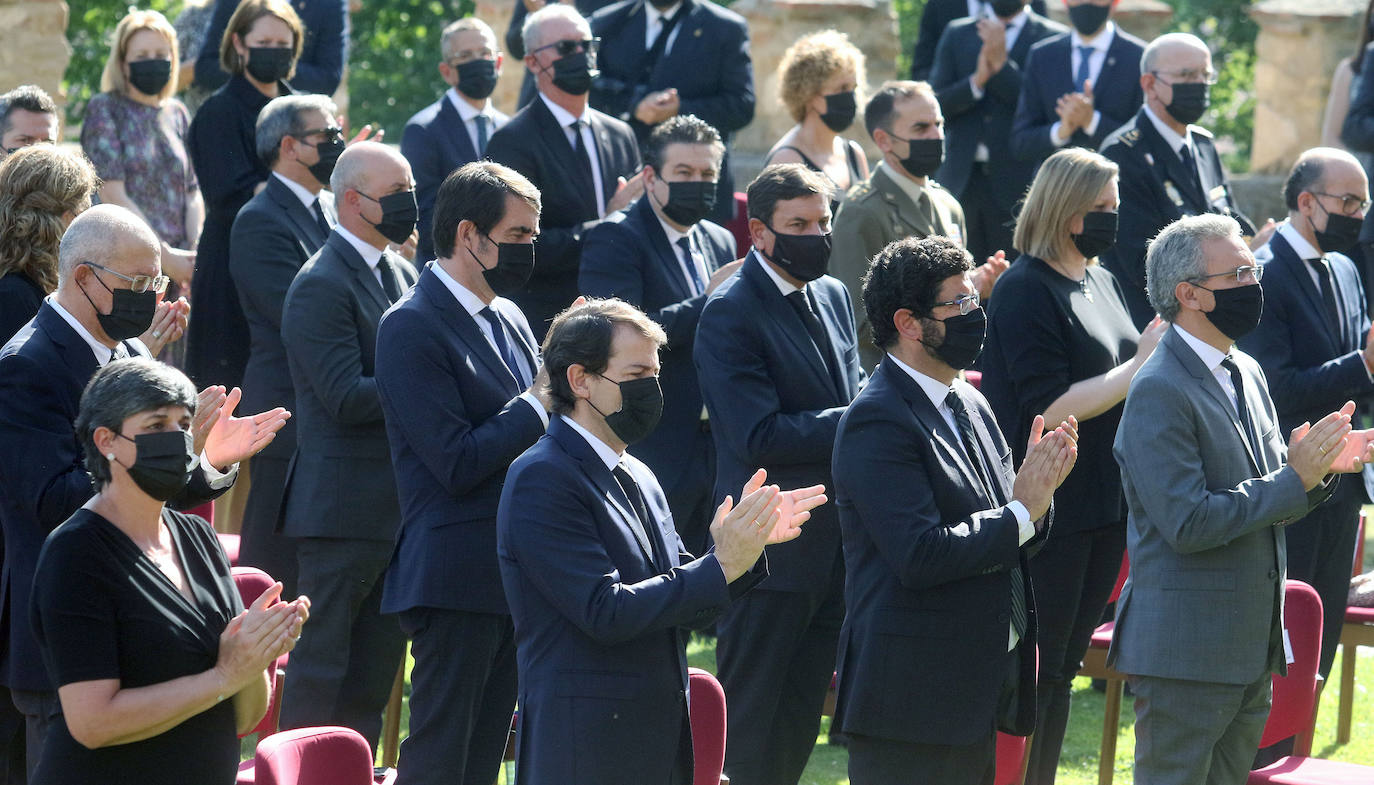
[522,4,589,56]
[57,204,160,286]
[75,357,197,490]
[1146,213,1241,322]
[441,17,497,60]
[256,94,338,168]
[1141,32,1207,75]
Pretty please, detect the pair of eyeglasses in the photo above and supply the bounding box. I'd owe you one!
[83,260,169,294]
[931,292,981,315]
[531,37,600,59]
[1310,190,1372,216]
[1191,264,1263,286]
[294,126,345,142]
[1151,68,1219,85]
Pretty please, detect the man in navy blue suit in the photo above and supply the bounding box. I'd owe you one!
[402,18,511,263]
[910,0,1048,81]
[1010,0,1144,167]
[194,0,348,95]
[930,0,1067,264]
[1240,148,1374,679]
[376,162,548,785]
[497,298,825,785]
[695,164,863,785]
[580,115,740,555]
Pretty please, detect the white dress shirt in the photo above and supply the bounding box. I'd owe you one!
[657,213,709,296]
[539,94,607,218]
[334,224,388,288]
[1173,323,1240,413]
[1049,22,1115,146]
[273,171,323,211]
[753,248,801,297]
[1143,102,1201,185]
[446,88,503,155]
[561,414,624,469]
[644,0,685,53]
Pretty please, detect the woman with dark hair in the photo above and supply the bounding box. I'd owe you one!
[29,357,309,785]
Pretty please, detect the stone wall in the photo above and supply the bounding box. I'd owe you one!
[0,0,71,114]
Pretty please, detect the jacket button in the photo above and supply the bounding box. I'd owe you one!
[612,712,619,720]
[1269,569,1279,580]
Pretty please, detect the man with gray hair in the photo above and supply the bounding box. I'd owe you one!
[228,93,343,597]
[1111,213,1372,784]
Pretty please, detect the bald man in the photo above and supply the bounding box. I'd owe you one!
[0,205,287,777]
[277,143,419,748]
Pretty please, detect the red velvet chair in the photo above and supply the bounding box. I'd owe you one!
[1336,512,1370,744]
[232,567,288,784]
[995,732,1029,785]
[688,668,727,785]
[724,192,750,258]
[1076,553,1130,785]
[218,533,241,566]
[253,726,396,785]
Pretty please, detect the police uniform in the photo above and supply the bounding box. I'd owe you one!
[1100,105,1256,328]
[831,161,967,370]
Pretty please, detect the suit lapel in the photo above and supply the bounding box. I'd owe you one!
[1097,33,1132,95]
[267,176,327,249]
[1137,112,1207,213]
[1009,14,1041,65]
[636,200,693,299]
[327,233,391,311]
[809,286,851,399]
[35,304,100,388]
[1193,137,1225,212]
[1048,37,1075,98]
[496,299,541,377]
[959,383,1012,503]
[418,268,521,394]
[551,420,657,565]
[742,254,832,387]
[589,114,617,210]
[876,166,935,237]
[531,99,596,211]
[649,0,698,85]
[1269,232,1340,352]
[1163,329,1261,474]
[885,358,995,505]
[437,96,479,163]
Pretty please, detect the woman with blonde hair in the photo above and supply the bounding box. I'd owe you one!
[765,29,869,207]
[979,147,1167,785]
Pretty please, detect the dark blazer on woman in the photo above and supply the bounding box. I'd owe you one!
[0,271,44,344]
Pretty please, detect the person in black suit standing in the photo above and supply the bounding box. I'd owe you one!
[1099,33,1265,329]
[506,0,620,110]
[194,0,347,96]
[832,235,1077,785]
[695,164,863,785]
[277,142,418,751]
[580,115,740,555]
[376,161,549,785]
[229,93,342,598]
[485,4,644,339]
[1010,0,1145,167]
[587,0,753,224]
[911,0,1047,81]
[930,0,1067,264]
[1240,148,1374,680]
[402,17,510,263]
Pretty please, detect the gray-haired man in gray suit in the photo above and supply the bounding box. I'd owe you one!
[1111,213,1374,785]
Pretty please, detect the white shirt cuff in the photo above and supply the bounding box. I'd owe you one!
[1050,121,1071,147]
[519,391,550,428]
[200,450,237,489]
[1008,500,1034,545]
[1084,110,1101,137]
[969,75,985,101]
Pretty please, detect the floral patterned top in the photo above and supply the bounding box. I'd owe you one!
[80,91,199,248]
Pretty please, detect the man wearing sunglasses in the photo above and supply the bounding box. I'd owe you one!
[486,4,643,340]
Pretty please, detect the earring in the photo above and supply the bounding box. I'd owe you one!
[106,453,115,461]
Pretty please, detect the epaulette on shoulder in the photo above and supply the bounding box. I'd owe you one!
[1190,125,1213,138]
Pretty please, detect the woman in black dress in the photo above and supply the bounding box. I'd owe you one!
[29,358,309,785]
[980,147,1167,785]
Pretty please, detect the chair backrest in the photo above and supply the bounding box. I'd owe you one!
[254,726,376,785]
[994,732,1028,785]
[218,532,241,567]
[688,667,727,785]
[1258,580,1323,747]
[1109,552,1130,605]
[725,192,750,257]
[231,567,281,739]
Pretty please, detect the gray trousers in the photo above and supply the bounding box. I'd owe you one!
[1129,672,1272,785]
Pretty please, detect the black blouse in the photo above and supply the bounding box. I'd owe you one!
[0,271,45,345]
[980,255,1141,534]
[30,508,243,785]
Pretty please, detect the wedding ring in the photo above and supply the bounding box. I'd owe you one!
[752,519,765,528]
[151,330,162,339]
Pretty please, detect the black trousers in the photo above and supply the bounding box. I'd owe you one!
[1025,524,1128,785]
[237,455,298,598]
[394,608,517,785]
[1285,477,1363,677]
[279,537,406,753]
[9,691,57,783]
[959,163,1017,266]
[846,731,996,785]
[0,685,24,785]
[717,572,845,785]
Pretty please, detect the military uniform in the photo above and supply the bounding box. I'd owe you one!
[1100,105,1256,328]
[832,162,967,370]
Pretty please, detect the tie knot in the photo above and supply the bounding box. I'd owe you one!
[677,236,692,252]
[475,114,489,126]
[944,388,967,415]
[570,119,584,131]
[1078,45,1093,57]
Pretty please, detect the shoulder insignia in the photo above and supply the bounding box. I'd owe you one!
[1190,125,1214,139]
[1119,128,1140,146]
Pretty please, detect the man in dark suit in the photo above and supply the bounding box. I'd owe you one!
[587,0,753,224]
[695,164,863,785]
[930,0,1067,263]
[580,115,740,555]
[911,0,1047,81]
[376,162,549,785]
[194,0,348,95]
[0,205,287,778]
[230,93,341,598]
[1240,148,1374,680]
[277,142,419,750]
[402,17,510,262]
[1100,33,1262,328]
[1009,0,1144,167]
[507,0,620,110]
[497,297,825,785]
[485,4,643,339]
[832,236,1076,785]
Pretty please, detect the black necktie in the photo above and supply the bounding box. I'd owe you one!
[570,120,598,206]
[946,389,1028,641]
[785,289,834,376]
[479,306,529,387]
[311,198,331,236]
[376,254,403,302]
[1178,144,1204,200]
[642,5,687,85]
[1220,356,1259,462]
[1307,258,1344,344]
[475,114,490,157]
[612,464,659,565]
[677,237,706,295]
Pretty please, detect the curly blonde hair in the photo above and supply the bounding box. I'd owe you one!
[778,30,867,124]
[0,145,99,293]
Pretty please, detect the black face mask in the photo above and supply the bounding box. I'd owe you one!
[470,234,535,295]
[922,307,987,370]
[115,429,197,501]
[893,135,945,178]
[1310,196,1363,255]
[1198,282,1263,341]
[819,91,857,133]
[456,58,498,100]
[761,227,832,282]
[657,180,717,226]
[1067,3,1111,36]
[989,0,1025,17]
[1071,210,1118,259]
[550,51,596,96]
[78,266,158,340]
[1162,82,1209,126]
[301,135,345,184]
[359,190,419,245]
[590,375,664,445]
[245,46,294,84]
[128,58,172,96]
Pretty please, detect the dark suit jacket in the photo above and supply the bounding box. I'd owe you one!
[930,11,1068,207]
[579,198,735,493]
[230,176,335,463]
[831,357,1042,745]
[0,272,44,345]
[496,417,763,785]
[0,304,228,690]
[193,0,348,95]
[485,97,641,337]
[1099,107,1256,327]
[377,267,546,616]
[910,0,1048,81]
[401,96,509,262]
[279,231,418,541]
[1009,27,1145,163]
[694,252,862,593]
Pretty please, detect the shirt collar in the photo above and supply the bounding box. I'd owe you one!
[429,261,489,317]
[646,0,683,25]
[880,161,931,207]
[272,171,319,210]
[1276,220,1322,261]
[560,414,623,469]
[886,352,957,413]
[1071,20,1115,51]
[655,209,690,247]
[1143,103,1191,156]
[1001,8,1028,31]
[1173,323,1229,373]
[446,87,493,122]
[750,248,801,297]
[47,295,115,365]
[540,92,590,128]
[335,223,386,270]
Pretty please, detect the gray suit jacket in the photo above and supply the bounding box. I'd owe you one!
[1109,326,1332,685]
